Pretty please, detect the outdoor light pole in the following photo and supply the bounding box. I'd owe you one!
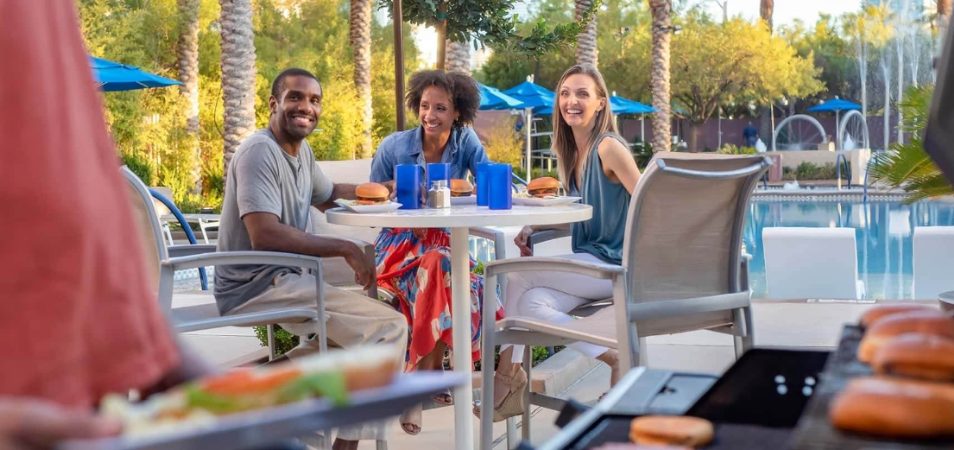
[394,0,405,130]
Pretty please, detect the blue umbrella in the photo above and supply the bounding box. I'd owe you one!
[90,56,182,92]
[807,98,861,112]
[503,80,554,110]
[611,96,655,115]
[478,83,524,110]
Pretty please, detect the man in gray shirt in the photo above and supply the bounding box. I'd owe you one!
[215,68,407,449]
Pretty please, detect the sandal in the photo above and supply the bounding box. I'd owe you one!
[432,388,454,406]
[400,403,422,435]
[472,367,528,422]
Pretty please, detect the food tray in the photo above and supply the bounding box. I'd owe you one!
[60,372,465,450]
[788,325,954,450]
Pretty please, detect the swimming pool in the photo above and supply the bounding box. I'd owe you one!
[745,198,954,299]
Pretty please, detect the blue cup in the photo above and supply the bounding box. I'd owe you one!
[394,164,422,209]
[488,163,512,210]
[426,162,451,189]
[476,162,493,206]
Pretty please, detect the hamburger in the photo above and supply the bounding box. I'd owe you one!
[355,182,389,205]
[526,176,560,198]
[450,178,474,197]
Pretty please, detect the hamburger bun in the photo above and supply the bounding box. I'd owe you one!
[858,311,954,362]
[629,415,714,448]
[355,182,389,205]
[860,304,940,328]
[830,376,954,439]
[450,178,473,197]
[526,176,560,198]
[871,333,954,381]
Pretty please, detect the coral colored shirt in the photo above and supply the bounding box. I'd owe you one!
[0,1,179,408]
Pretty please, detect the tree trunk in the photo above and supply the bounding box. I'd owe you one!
[940,0,952,41]
[858,40,868,119]
[177,0,201,194]
[351,0,373,158]
[575,0,598,66]
[897,29,904,145]
[881,54,890,150]
[219,0,257,174]
[760,0,774,32]
[649,0,672,153]
[687,122,704,152]
[445,39,471,73]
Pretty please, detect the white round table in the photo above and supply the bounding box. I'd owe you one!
[327,203,592,449]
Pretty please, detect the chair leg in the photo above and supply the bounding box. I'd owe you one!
[521,346,532,442]
[267,324,277,361]
[637,338,648,366]
[375,439,388,450]
[506,417,518,449]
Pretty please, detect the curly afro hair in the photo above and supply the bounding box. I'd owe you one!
[405,70,480,127]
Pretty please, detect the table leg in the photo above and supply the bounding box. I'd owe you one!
[450,227,474,449]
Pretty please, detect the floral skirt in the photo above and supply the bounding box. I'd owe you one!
[374,227,503,371]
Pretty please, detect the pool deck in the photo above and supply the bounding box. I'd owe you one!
[180,298,939,449]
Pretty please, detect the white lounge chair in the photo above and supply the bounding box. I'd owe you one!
[913,226,954,300]
[762,227,865,300]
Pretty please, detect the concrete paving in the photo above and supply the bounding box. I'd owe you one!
[179,297,938,449]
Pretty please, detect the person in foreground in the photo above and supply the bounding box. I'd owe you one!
[477,64,642,421]
[0,1,213,447]
[214,68,407,449]
[369,69,502,434]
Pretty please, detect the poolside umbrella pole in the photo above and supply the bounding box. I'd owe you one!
[503,77,556,182]
[807,97,862,150]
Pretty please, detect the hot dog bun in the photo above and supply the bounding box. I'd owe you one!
[871,333,954,381]
[857,311,954,363]
[629,416,714,448]
[830,376,954,439]
[860,304,940,328]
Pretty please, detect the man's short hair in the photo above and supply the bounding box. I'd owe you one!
[271,68,320,99]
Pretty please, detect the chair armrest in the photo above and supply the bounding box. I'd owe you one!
[167,244,218,258]
[529,227,570,249]
[484,256,624,280]
[469,226,502,242]
[163,251,323,272]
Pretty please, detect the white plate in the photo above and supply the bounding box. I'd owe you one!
[512,196,582,207]
[450,195,476,205]
[334,199,402,213]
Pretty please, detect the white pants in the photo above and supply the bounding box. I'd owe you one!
[500,252,612,363]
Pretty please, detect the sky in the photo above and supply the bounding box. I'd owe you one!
[699,0,862,27]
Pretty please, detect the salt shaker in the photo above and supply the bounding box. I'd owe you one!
[428,179,452,208]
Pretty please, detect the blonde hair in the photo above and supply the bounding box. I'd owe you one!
[551,64,617,188]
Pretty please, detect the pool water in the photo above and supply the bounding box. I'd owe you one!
[745,199,954,299]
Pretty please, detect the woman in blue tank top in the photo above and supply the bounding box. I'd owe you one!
[478,64,642,421]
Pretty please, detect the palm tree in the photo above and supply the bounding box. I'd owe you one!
[445,39,471,73]
[649,0,672,153]
[351,0,373,158]
[575,0,598,66]
[219,0,257,173]
[177,0,201,194]
[940,0,952,43]
[760,0,774,32]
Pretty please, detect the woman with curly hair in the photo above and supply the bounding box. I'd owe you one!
[369,69,503,434]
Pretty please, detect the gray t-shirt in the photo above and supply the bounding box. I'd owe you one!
[213,129,334,314]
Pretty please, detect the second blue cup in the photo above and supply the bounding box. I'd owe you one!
[426,162,451,189]
[395,163,421,209]
[476,162,493,206]
[487,163,512,210]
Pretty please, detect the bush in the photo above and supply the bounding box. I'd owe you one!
[717,144,757,155]
[782,161,837,180]
[482,116,524,167]
[121,151,155,185]
[631,140,653,169]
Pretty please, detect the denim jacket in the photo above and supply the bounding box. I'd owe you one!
[370,126,488,182]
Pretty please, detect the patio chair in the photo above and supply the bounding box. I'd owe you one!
[478,153,770,448]
[122,166,375,359]
[762,227,865,300]
[913,226,954,299]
